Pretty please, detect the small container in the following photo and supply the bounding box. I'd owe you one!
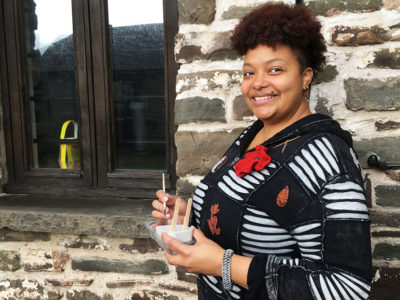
[146,221,195,254]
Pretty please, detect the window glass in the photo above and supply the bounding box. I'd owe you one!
[26,0,79,169]
[108,0,166,170]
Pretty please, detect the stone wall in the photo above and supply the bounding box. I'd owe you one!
[1,0,400,299]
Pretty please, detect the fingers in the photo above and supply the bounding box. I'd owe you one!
[152,200,170,215]
[162,232,190,257]
[192,227,205,241]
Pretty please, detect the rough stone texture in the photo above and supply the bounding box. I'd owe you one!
[372,229,400,237]
[158,283,197,294]
[0,228,50,242]
[129,290,179,300]
[233,95,253,120]
[177,0,216,25]
[314,97,333,117]
[45,279,94,286]
[370,267,400,300]
[0,196,154,238]
[66,290,112,300]
[332,26,389,46]
[176,128,244,176]
[177,71,242,93]
[375,120,400,131]
[353,137,400,169]
[369,48,400,69]
[23,250,69,272]
[373,243,400,260]
[306,0,383,16]
[371,208,400,227]
[175,97,226,124]
[0,250,20,271]
[0,279,61,300]
[106,279,153,288]
[72,257,168,275]
[176,266,198,284]
[221,4,262,19]
[366,176,373,208]
[119,238,160,254]
[175,31,235,63]
[376,185,400,207]
[313,65,338,84]
[345,77,400,111]
[176,179,197,199]
[385,170,400,181]
[58,237,110,250]
[383,0,400,10]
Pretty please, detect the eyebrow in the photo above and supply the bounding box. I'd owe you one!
[243,58,288,67]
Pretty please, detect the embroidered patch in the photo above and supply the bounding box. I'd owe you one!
[207,204,221,235]
[276,186,289,207]
[211,156,228,173]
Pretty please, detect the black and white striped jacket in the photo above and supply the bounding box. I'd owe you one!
[192,114,372,300]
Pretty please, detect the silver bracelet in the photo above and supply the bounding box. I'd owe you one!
[222,248,234,291]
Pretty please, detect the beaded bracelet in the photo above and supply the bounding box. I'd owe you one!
[222,248,234,291]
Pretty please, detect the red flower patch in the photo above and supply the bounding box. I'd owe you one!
[234,145,271,177]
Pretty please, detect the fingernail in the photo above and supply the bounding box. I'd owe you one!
[162,195,168,201]
[166,214,171,218]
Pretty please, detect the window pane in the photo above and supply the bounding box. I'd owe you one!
[26,0,79,169]
[108,0,166,170]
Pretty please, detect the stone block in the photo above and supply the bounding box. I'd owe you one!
[177,71,242,93]
[372,229,400,237]
[371,208,400,227]
[106,279,153,288]
[178,0,216,25]
[176,179,197,199]
[353,137,400,169]
[369,48,400,69]
[129,290,179,300]
[345,77,400,111]
[233,95,253,120]
[23,249,69,272]
[375,185,400,206]
[119,238,160,254]
[0,228,50,242]
[314,97,333,117]
[332,26,388,46]
[66,290,112,300]
[221,5,262,19]
[72,257,168,275]
[175,97,225,124]
[176,128,244,176]
[176,266,198,283]
[306,0,382,16]
[385,170,400,181]
[45,279,93,286]
[370,267,400,300]
[0,250,20,271]
[0,279,61,300]
[375,120,400,131]
[313,65,338,84]
[373,243,400,260]
[57,237,110,250]
[158,283,197,294]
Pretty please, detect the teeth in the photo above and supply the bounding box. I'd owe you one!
[254,96,274,101]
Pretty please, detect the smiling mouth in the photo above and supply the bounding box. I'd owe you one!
[252,94,278,104]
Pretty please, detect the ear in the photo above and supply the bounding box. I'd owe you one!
[302,67,313,90]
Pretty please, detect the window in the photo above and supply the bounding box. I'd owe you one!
[0,0,178,198]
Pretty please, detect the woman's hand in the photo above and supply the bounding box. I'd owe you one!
[151,190,187,227]
[162,228,225,276]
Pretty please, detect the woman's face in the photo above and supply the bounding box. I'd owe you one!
[241,44,313,127]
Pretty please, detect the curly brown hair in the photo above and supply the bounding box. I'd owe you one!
[231,2,326,75]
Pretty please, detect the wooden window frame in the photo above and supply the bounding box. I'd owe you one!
[0,0,178,198]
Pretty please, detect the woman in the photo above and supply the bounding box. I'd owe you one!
[152,3,372,299]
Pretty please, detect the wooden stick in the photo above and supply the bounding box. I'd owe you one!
[170,198,180,232]
[183,198,192,230]
[162,173,166,216]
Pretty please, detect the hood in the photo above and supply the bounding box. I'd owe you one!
[240,113,353,154]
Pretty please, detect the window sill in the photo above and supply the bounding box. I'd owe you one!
[0,194,154,238]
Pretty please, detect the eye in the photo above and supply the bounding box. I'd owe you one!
[269,67,282,73]
[243,71,254,77]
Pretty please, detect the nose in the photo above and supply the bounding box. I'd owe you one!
[253,73,268,90]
